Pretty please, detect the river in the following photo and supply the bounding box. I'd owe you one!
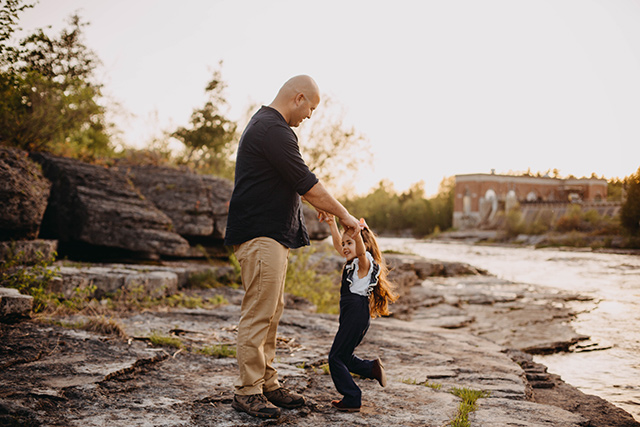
[379,237,640,421]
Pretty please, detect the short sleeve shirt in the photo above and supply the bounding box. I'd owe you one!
[224,106,319,249]
[344,252,380,296]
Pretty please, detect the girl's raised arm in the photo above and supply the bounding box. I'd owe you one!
[353,229,370,274]
[319,212,343,255]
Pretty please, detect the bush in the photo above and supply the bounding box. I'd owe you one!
[555,205,583,232]
[285,246,340,314]
[504,208,526,237]
[0,243,59,313]
[620,166,640,235]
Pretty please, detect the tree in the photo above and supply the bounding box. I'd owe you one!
[431,176,454,231]
[607,177,624,202]
[0,11,111,158]
[341,179,454,237]
[620,166,640,235]
[172,66,237,178]
[0,0,34,55]
[296,96,370,192]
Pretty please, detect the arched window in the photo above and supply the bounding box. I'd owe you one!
[463,189,471,214]
[480,189,498,220]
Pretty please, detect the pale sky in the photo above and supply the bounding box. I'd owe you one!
[18,0,640,196]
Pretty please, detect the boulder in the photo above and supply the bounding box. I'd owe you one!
[118,165,232,240]
[30,153,189,258]
[201,175,233,239]
[0,147,51,240]
[302,203,331,240]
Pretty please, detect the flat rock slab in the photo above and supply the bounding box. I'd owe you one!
[0,303,589,427]
[48,262,235,299]
[396,275,593,354]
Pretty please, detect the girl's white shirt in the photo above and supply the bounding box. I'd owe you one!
[347,251,379,296]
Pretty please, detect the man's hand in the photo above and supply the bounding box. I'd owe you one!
[340,214,361,237]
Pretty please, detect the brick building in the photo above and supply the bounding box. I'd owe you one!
[453,172,611,229]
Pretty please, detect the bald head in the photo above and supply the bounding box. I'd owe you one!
[269,75,320,127]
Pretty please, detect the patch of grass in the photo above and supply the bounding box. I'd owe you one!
[43,315,126,337]
[82,315,127,337]
[43,318,85,329]
[206,294,228,306]
[196,344,236,358]
[164,293,206,309]
[425,380,443,390]
[312,363,330,375]
[149,332,184,349]
[401,377,443,390]
[449,387,490,427]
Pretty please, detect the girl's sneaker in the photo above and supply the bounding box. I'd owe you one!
[331,399,361,412]
[372,358,387,387]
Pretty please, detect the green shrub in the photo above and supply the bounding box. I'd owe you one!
[555,205,583,232]
[285,246,340,314]
[504,208,526,237]
[0,244,60,313]
[187,270,223,288]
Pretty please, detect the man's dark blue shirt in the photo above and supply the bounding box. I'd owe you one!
[224,106,319,249]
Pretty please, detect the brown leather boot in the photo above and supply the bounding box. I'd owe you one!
[264,387,306,409]
[232,394,280,419]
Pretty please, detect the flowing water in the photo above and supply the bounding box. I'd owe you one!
[380,237,640,421]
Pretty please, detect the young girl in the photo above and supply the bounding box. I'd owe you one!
[319,214,398,412]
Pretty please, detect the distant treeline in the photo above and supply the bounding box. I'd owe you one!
[341,179,454,237]
[339,168,640,244]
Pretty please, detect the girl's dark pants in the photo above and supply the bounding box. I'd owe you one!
[328,292,375,407]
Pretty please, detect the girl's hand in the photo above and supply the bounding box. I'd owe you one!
[317,211,335,224]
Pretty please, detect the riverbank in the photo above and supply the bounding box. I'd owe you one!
[382,237,640,423]
[1,254,639,426]
[433,229,640,255]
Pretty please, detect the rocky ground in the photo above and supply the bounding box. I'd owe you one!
[1,256,639,427]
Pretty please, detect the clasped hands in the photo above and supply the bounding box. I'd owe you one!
[317,210,366,237]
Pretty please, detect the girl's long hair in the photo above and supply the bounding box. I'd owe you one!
[361,227,398,318]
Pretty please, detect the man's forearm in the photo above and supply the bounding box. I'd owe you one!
[303,182,350,220]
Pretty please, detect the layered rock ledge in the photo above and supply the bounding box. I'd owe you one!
[1,255,638,427]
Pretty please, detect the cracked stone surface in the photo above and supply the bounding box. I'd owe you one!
[1,258,638,426]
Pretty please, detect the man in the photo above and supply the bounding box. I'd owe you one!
[225,75,360,419]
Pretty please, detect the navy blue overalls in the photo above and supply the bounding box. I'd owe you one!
[328,257,380,407]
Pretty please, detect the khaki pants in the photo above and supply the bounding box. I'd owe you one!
[234,237,289,396]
